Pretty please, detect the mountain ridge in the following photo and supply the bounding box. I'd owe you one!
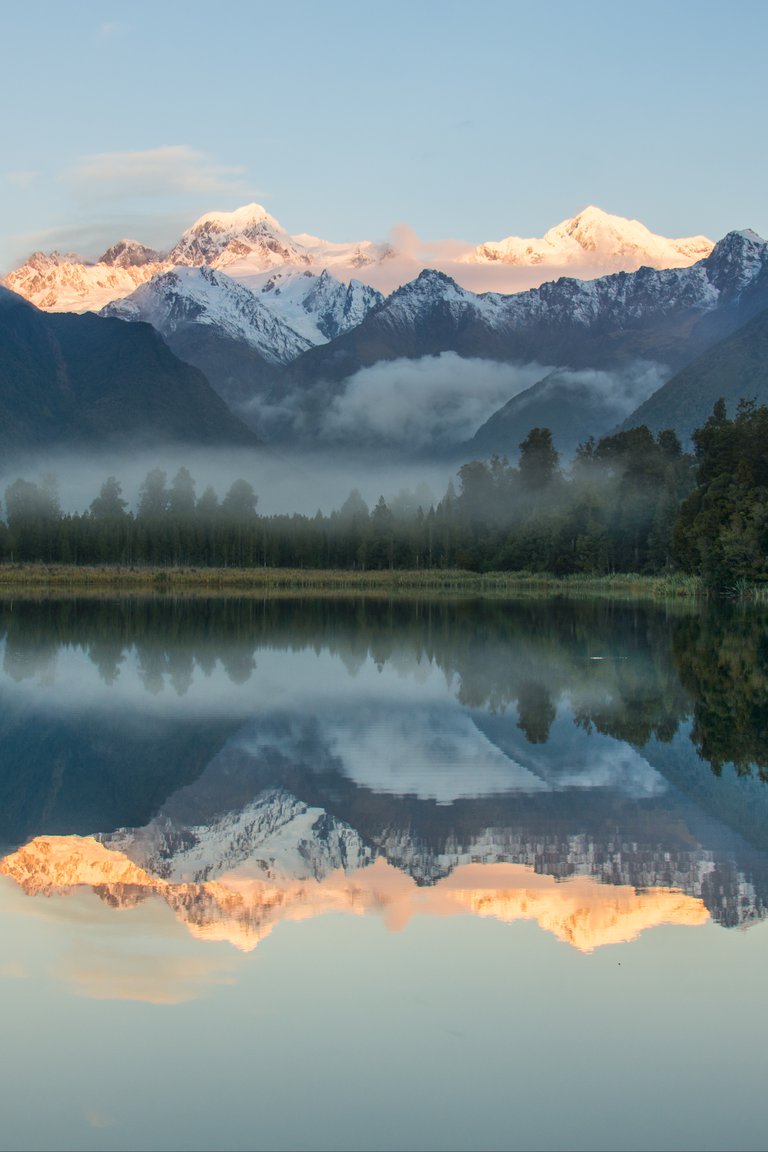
[3,204,714,313]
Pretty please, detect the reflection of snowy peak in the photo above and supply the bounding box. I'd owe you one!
[102,266,312,365]
[465,205,713,272]
[0,834,714,956]
[102,787,372,885]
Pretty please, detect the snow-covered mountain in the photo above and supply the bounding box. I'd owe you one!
[170,203,396,275]
[167,203,311,270]
[102,266,312,365]
[3,247,169,312]
[283,230,768,396]
[271,229,768,451]
[3,204,397,314]
[99,265,384,417]
[464,205,713,273]
[2,203,713,313]
[98,239,162,268]
[239,267,384,344]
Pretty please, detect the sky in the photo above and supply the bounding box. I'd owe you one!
[2,0,767,274]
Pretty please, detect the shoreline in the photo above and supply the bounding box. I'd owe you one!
[0,564,707,601]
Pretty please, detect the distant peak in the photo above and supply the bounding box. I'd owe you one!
[98,239,161,268]
[560,205,649,236]
[734,228,765,243]
[414,268,457,287]
[572,205,612,221]
[711,228,767,251]
[187,203,281,232]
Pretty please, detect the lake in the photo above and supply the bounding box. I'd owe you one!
[1,595,767,1152]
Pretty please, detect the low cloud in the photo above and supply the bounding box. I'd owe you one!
[535,362,669,416]
[64,145,249,202]
[0,445,456,518]
[319,354,550,448]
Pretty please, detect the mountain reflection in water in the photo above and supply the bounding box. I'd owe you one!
[1,595,767,985]
[1,838,708,958]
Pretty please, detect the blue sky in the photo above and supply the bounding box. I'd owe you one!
[2,0,766,272]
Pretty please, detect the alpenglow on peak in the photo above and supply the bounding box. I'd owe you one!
[464,205,714,271]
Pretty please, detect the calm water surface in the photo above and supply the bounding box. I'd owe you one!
[1,597,767,1152]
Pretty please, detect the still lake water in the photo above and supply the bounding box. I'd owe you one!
[1,596,767,1152]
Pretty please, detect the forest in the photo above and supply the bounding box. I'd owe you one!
[1,400,766,590]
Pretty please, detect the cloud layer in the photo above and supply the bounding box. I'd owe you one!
[320,354,550,448]
[64,145,249,202]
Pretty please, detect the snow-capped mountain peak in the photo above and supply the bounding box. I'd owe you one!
[98,239,162,268]
[702,228,768,295]
[465,205,714,274]
[230,265,384,343]
[189,202,283,233]
[102,265,312,364]
[386,268,482,319]
[167,202,309,271]
[3,248,169,313]
[3,202,719,312]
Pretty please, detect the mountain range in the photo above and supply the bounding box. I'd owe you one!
[2,203,714,309]
[259,228,768,449]
[2,203,767,458]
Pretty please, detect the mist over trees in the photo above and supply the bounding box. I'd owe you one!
[0,403,764,588]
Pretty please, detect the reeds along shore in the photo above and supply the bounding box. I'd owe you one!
[0,564,713,601]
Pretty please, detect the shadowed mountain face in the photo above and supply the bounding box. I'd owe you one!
[1,595,768,948]
[0,286,258,451]
[464,367,656,459]
[621,305,768,442]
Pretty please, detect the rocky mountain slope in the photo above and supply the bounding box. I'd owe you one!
[240,267,384,344]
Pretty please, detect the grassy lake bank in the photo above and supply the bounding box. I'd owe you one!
[0,564,709,601]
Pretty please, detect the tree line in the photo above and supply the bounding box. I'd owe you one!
[1,401,766,589]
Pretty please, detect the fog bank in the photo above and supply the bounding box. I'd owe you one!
[0,446,455,518]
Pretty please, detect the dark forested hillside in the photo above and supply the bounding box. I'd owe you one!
[0,286,258,452]
[621,307,768,442]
